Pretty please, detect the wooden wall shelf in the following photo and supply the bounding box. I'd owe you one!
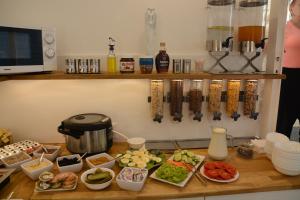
[0,71,285,82]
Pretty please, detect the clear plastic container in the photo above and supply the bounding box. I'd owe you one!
[238,0,268,44]
[189,80,203,121]
[208,80,223,113]
[170,80,184,122]
[150,80,164,122]
[206,0,234,52]
[226,80,241,117]
[208,80,223,120]
[244,80,258,116]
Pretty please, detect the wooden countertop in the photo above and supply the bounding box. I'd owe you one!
[1,143,300,200]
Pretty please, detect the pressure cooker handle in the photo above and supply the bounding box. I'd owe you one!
[58,125,82,139]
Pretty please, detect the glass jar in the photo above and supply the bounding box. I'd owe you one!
[120,57,135,73]
[226,80,241,117]
[170,80,184,122]
[244,80,258,115]
[189,80,203,121]
[208,80,223,113]
[150,80,164,123]
[140,57,153,74]
[206,0,234,52]
[238,0,268,45]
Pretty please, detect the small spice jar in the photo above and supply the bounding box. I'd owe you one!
[139,57,153,74]
[120,57,135,73]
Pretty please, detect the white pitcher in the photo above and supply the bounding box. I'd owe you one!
[208,127,228,160]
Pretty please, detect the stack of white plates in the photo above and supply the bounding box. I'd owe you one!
[272,141,300,176]
[264,132,289,159]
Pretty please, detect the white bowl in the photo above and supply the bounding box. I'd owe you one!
[1,151,32,171]
[264,132,289,159]
[127,137,146,150]
[56,154,83,173]
[273,142,300,161]
[33,145,61,161]
[273,164,300,176]
[272,155,300,171]
[116,167,148,192]
[81,167,115,190]
[21,158,53,180]
[86,153,115,169]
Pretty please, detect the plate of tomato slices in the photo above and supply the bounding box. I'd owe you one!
[200,161,239,183]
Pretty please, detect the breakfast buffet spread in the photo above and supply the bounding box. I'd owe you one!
[1,132,300,200]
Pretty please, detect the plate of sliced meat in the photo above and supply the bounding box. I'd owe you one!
[200,161,239,183]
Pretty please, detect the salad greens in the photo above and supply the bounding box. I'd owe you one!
[155,163,188,183]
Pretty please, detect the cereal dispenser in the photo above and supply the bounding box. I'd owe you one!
[238,0,268,72]
[208,80,223,120]
[226,80,241,121]
[206,0,234,72]
[150,80,164,123]
[189,80,203,121]
[170,80,184,122]
[244,80,259,120]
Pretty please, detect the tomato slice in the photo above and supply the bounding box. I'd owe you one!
[204,169,219,179]
[214,162,225,169]
[204,162,216,170]
[223,163,237,176]
[220,171,233,180]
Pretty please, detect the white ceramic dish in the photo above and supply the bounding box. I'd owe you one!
[116,167,148,191]
[273,145,300,161]
[33,145,61,161]
[1,151,32,171]
[264,132,289,159]
[150,154,205,187]
[21,158,53,180]
[56,154,83,173]
[273,164,300,176]
[272,156,300,170]
[127,137,145,150]
[86,153,115,169]
[34,176,78,192]
[199,166,239,183]
[81,168,114,190]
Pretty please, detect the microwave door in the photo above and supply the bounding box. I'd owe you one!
[0,27,43,68]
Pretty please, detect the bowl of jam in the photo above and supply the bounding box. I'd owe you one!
[56,154,83,173]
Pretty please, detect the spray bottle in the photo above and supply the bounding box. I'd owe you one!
[107,37,117,73]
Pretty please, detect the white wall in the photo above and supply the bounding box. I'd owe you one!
[0,0,272,142]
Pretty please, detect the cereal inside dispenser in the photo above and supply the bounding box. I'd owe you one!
[150,80,164,123]
[226,80,241,121]
[189,80,203,121]
[244,80,259,119]
[170,80,184,122]
[208,80,223,120]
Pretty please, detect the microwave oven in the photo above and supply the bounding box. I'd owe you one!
[0,26,57,74]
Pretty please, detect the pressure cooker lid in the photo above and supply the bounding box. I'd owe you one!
[61,113,112,132]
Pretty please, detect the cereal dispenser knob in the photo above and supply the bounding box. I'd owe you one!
[250,112,259,120]
[153,114,163,123]
[173,113,183,122]
[231,112,241,121]
[213,112,222,121]
[193,112,203,122]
